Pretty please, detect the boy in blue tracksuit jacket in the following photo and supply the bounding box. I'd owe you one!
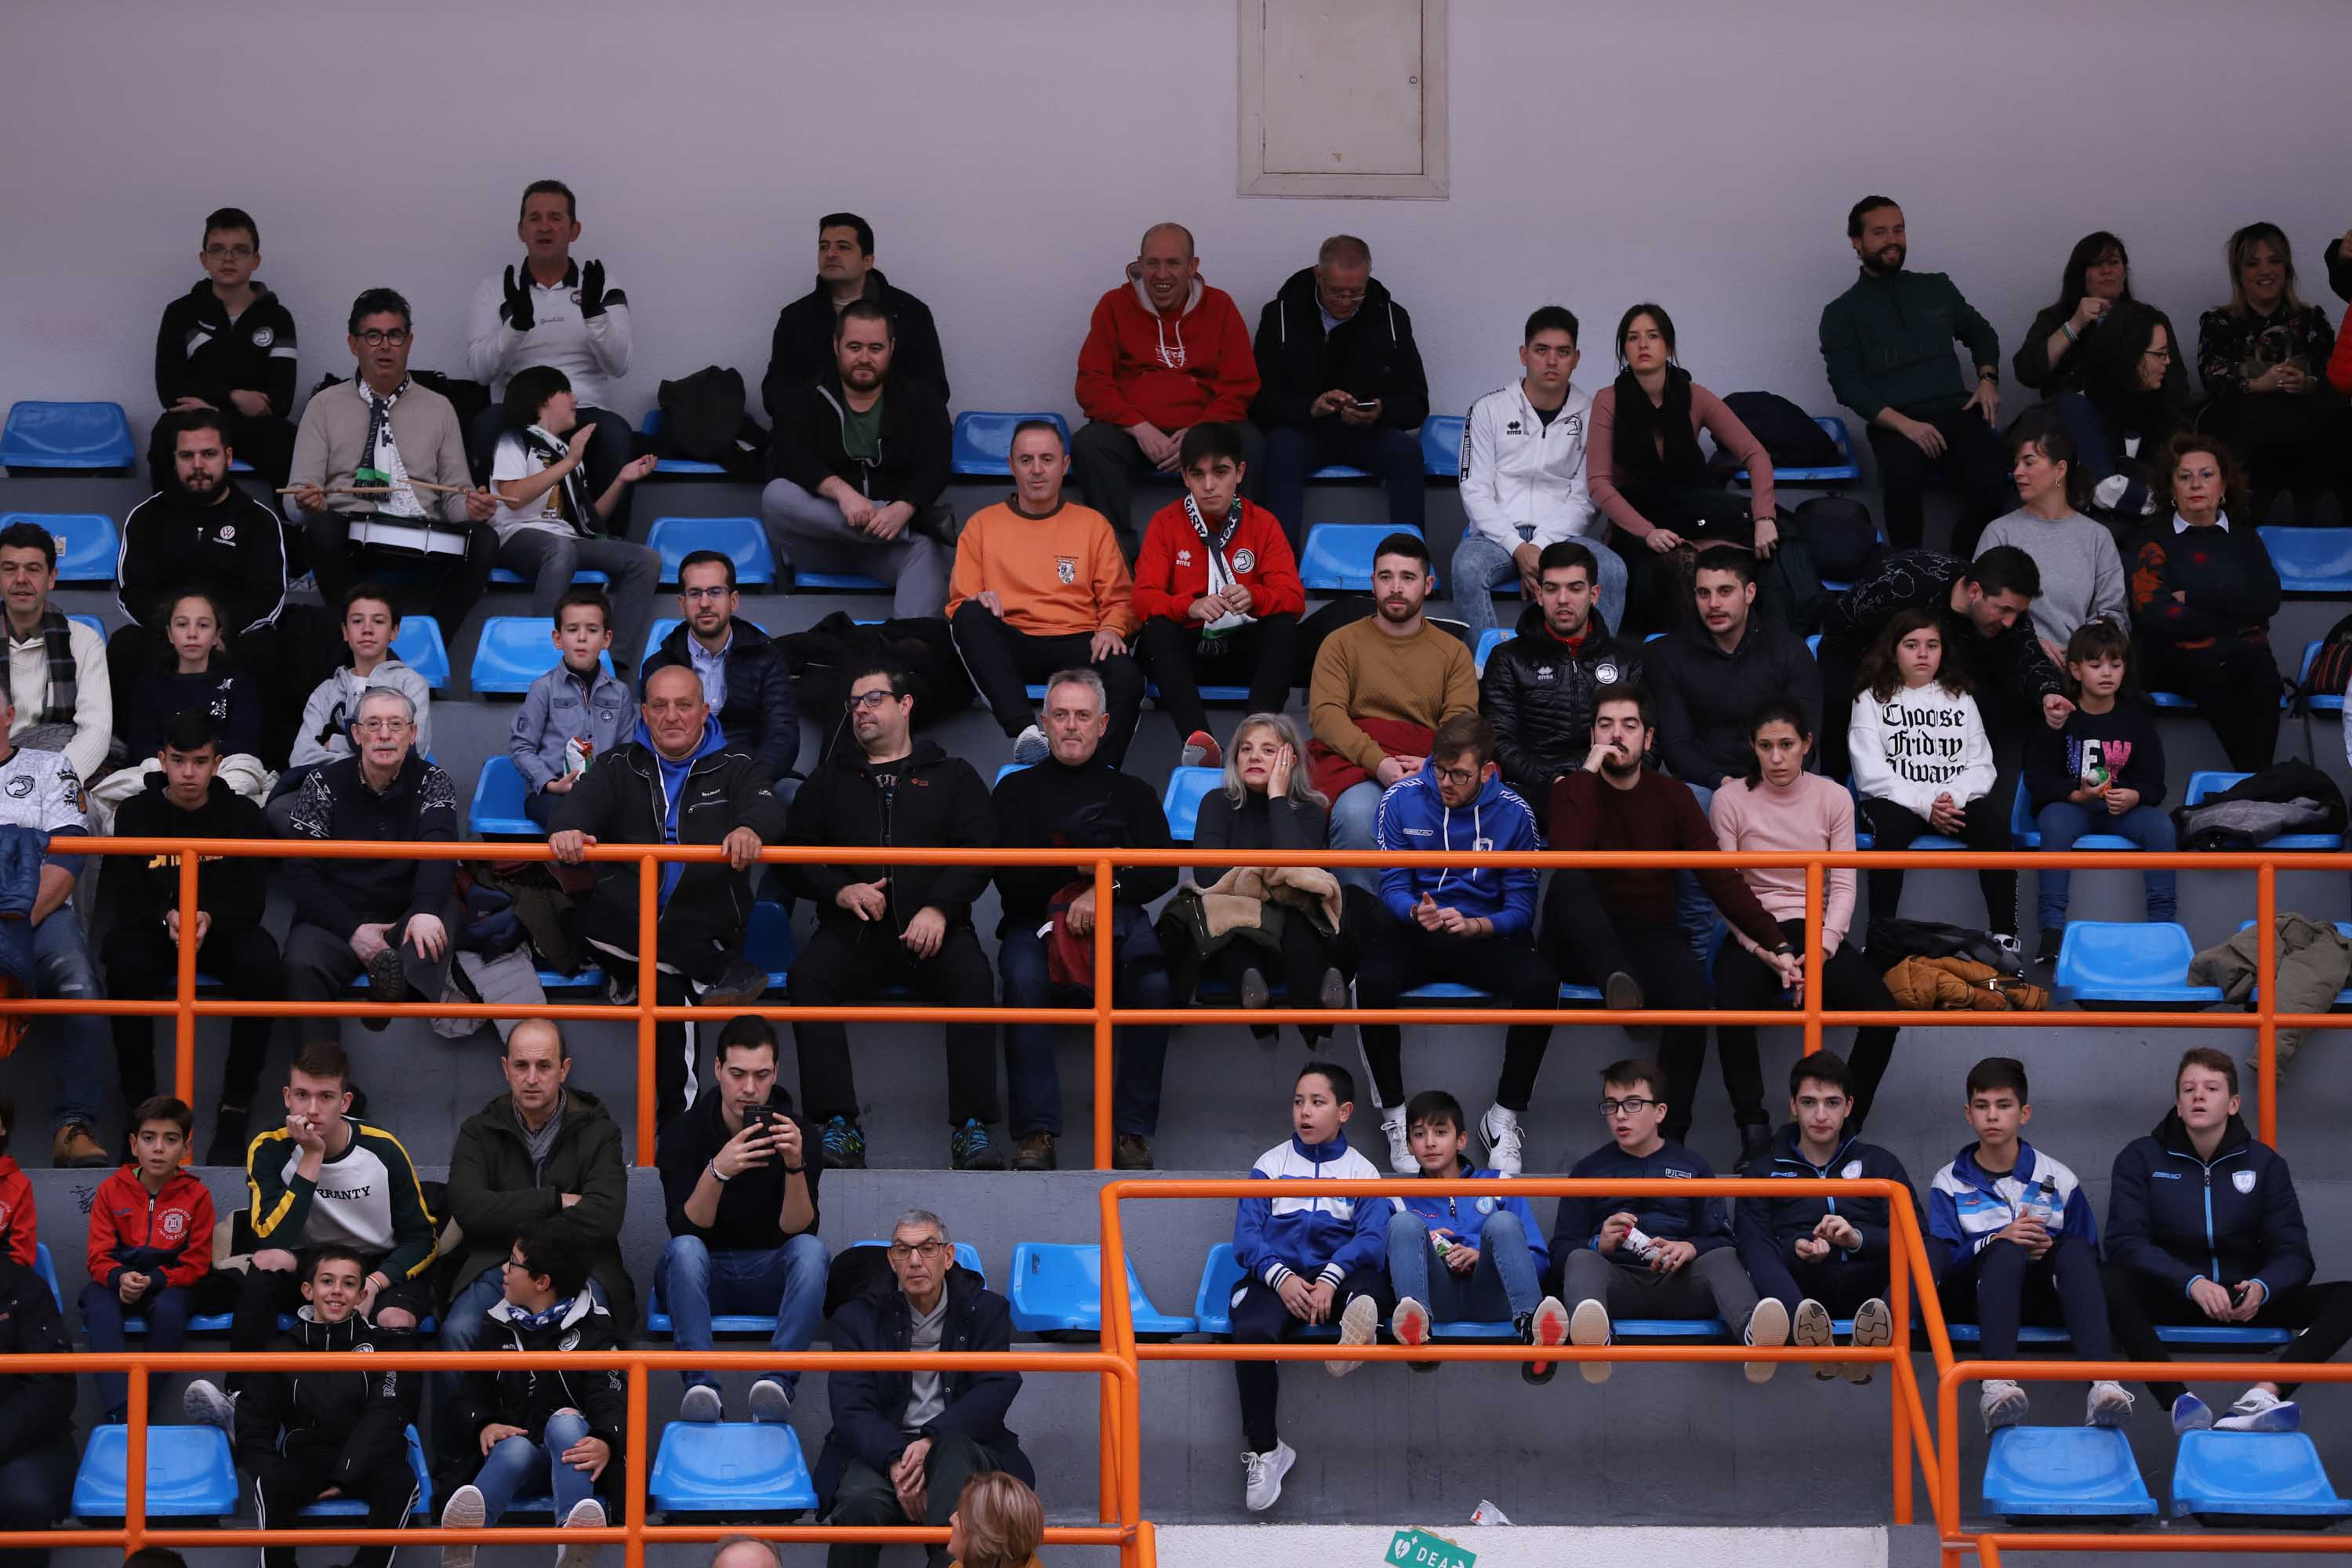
[1384,1089,1569,1381]
[1547,1058,1788,1386]
[507,586,634,827]
[2104,1047,2352,1435]
[1356,713,1559,1179]
[1230,1061,1392,1514]
[1926,1055,2132,1431]
[1734,1051,1913,1384]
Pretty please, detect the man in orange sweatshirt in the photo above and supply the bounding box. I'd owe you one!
[1072,222,1262,556]
[948,421,1145,768]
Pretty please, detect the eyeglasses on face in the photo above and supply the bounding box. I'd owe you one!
[1600,1097,1657,1116]
[845,689,901,711]
[887,1239,948,1261]
[204,244,256,260]
[681,585,733,602]
[356,328,410,347]
[354,717,412,735]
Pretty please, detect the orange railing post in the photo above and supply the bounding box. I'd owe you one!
[2258,860,2278,1149]
[636,852,659,1157]
[1094,855,1116,1172]
[1802,858,1824,1056]
[172,848,199,1105]
[124,1370,147,1557]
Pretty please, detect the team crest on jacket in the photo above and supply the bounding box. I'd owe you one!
[1055,556,1076,584]
[217,524,235,543]
[158,1209,188,1240]
[3,778,28,798]
[250,327,274,349]
[1595,662,1622,684]
[1843,1160,1864,1179]
[561,1328,583,1350]
[1232,548,1255,573]
[2235,1170,2257,1193]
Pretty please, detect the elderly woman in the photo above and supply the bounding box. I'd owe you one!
[2197,223,2345,524]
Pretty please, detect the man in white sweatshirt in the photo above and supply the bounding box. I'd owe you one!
[1454,307,1628,641]
[0,522,111,782]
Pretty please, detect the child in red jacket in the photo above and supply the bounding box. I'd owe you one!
[1133,423,1305,765]
[82,1096,215,1421]
[0,1095,35,1269]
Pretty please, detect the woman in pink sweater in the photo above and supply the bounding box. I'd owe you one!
[1708,699,1901,1151]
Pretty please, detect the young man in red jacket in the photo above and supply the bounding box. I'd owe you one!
[0,1096,34,1270]
[1072,222,1263,556]
[1132,423,1304,766]
[80,1096,216,1423]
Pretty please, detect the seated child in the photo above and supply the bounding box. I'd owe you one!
[233,1246,423,1568]
[1927,1055,2132,1431]
[80,1096,214,1423]
[0,1094,34,1269]
[1548,1058,1789,1386]
[121,590,263,764]
[1384,1088,1567,1380]
[274,583,432,822]
[508,586,633,828]
[1232,1061,1391,1515]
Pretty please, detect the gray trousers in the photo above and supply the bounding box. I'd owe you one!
[283,898,463,1046]
[495,528,662,671]
[1560,1243,1760,1331]
[760,478,949,619]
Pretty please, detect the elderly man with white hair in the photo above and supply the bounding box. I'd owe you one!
[278,684,462,1044]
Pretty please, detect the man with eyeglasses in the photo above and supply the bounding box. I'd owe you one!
[151,205,299,487]
[287,287,498,637]
[781,664,1004,1172]
[642,550,800,785]
[1250,234,1430,548]
[277,686,463,1044]
[816,1207,1032,1568]
[655,1016,828,1425]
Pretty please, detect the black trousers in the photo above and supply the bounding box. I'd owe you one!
[1230,1265,1391,1454]
[1134,612,1297,741]
[1355,920,1559,1112]
[303,513,497,638]
[1713,917,1900,1135]
[1744,1247,1890,1318]
[2103,1263,2352,1406]
[1543,872,1715,1145]
[788,919,1000,1127]
[2142,637,2284,774]
[1205,914,1347,1045]
[101,920,283,1113]
[0,1441,76,1568]
[251,1437,417,1568]
[825,1432,1010,1568]
[282,902,461,1047]
[1861,796,2018,938]
[1938,1236,2112,1361]
[949,600,1144,768]
[1864,407,2013,554]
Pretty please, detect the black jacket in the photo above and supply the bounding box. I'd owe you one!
[1817,550,2065,712]
[552,728,789,962]
[1649,618,1821,790]
[762,268,949,418]
[452,1293,627,1456]
[641,620,800,782]
[1733,1126,1918,1272]
[0,1254,74,1462]
[154,278,298,417]
[768,369,950,516]
[2107,1110,2314,1299]
[785,739,996,931]
[281,751,459,938]
[989,758,1177,931]
[655,1082,822,1253]
[445,1088,635,1327]
[122,663,264,763]
[232,1309,416,1482]
[100,776,271,935]
[1479,601,1642,815]
[115,482,289,635]
[1250,267,1430,431]
[815,1269,1032,1506]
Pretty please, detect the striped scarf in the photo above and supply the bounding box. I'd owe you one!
[34,608,74,728]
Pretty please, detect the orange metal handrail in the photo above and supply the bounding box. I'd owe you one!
[20,837,2338,1164]
[0,1346,1147,1567]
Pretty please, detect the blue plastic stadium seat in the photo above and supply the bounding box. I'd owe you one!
[0,512,118,583]
[390,616,449,692]
[643,617,767,671]
[2172,1431,2352,1523]
[72,1425,240,1521]
[2189,771,2344,849]
[648,517,775,588]
[793,570,889,590]
[1806,633,1821,656]
[745,901,793,992]
[1982,1427,2157,1520]
[31,1244,59,1312]
[301,1426,430,1518]
[2262,527,2352,594]
[1474,627,1514,674]
[952,412,1071,477]
[1399,980,1604,1005]
[649,1421,819,1515]
[1196,1243,1333,1339]
[1007,1243,1197,1337]
[474,618,583,695]
[1311,462,1372,481]
[1421,416,1465,478]
[993,763,1029,786]
[1161,767,1221,844]
[470,756,540,837]
[2052,922,2223,1010]
[2,401,136,473]
[489,564,609,588]
[70,613,106,641]
[1732,416,1863,486]
[2009,779,2135,851]
[645,1269,777,1338]
[1945,1322,2291,1348]
[637,409,728,477]
[1298,523,1426,592]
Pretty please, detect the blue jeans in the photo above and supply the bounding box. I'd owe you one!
[1329,780,1385,893]
[470,1410,594,1521]
[2034,802,2178,929]
[1262,423,1426,550]
[1384,1207,1543,1323]
[80,1279,193,1417]
[1449,532,1628,641]
[1671,781,1725,963]
[33,909,106,1132]
[436,1268,609,1459]
[657,1232,830,1395]
[998,925,1170,1138]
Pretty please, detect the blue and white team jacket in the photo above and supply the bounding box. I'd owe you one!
[1926,1138,2100,1272]
[1232,1134,1388,1290]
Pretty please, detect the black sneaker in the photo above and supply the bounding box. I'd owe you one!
[1736,1122,1775,1174]
[820,1116,868,1169]
[950,1119,1005,1171]
[2036,928,2064,967]
[361,946,405,1031]
[699,959,768,1010]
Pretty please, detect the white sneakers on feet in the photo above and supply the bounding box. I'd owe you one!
[1845,1297,1893,1385]
[1381,1109,1413,1175]
[1981,1377,2029,1432]
[2172,1392,2215,1433]
[1478,1102,1525,1177]
[1243,1439,1296,1512]
[183,1378,235,1432]
[557,1498,606,1568]
[2086,1379,2136,1428]
[1523,1294,1570,1385]
[1011,724,1049,766]
[1391,1296,1432,1370]
[1570,1298,1612,1385]
[1328,1294,1377,1377]
[1791,1298,1835,1380]
[2216,1386,2300,1432]
[1744,1298,1790,1385]
[679,1384,722,1422]
[747,1377,791,1423]
[440,1483,486,1568]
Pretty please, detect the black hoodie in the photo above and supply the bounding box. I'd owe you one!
[2107,1109,2313,1300]
[154,278,299,417]
[767,367,951,515]
[1250,266,1431,431]
[0,1254,74,1464]
[784,738,997,932]
[233,1308,416,1481]
[100,774,272,934]
[761,267,949,418]
[115,480,290,635]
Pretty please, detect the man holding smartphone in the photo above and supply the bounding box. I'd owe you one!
[655,1017,831,1424]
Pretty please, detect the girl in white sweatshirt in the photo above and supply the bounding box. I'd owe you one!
[1848,608,2016,935]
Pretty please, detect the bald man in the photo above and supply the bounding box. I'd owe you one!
[1072,221,1262,555]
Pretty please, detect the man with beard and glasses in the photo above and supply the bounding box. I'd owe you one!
[760,299,953,619]
[1820,197,2013,554]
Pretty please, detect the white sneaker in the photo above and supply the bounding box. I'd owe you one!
[1571,1298,1612,1385]
[1010,724,1050,766]
[2087,1379,2136,1428]
[678,1384,722,1422]
[2172,1392,2215,1434]
[1845,1297,1893,1386]
[1391,1296,1432,1363]
[1328,1293,1377,1377]
[182,1378,235,1432]
[556,1498,605,1568]
[1243,1439,1296,1512]
[440,1483,486,1568]
[1744,1298,1790,1385]
[2216,1386,2301,1432]
[1981,1377,2029,1432]
[1478,1102,1525,1177]
[747,1377,792,1422]
[1381,1109,1413,1175]
[1791,1298,1835,1381]
[1524,1295,1570,1385]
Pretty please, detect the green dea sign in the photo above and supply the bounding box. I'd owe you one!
[1386,1527,1475,1568]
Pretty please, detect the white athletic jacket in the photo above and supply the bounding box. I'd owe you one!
[1458,381,1598,553]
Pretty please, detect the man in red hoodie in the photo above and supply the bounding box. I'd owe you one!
[80,1095,216,1423]
[1132,423,1304,765]
[1073,222,1262,556]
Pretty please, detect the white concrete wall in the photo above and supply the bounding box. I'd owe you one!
[4,0,2350,442]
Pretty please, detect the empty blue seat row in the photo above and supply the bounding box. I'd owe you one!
[646,516,775,586]
[1983,1425,2352,1526]
[1298,522,1432,592]
[71,1425,239,1521]
[951,411,1070,477]
[2053,922,2225,1010]
[1007,1243,1196,1336]
[2262,527,2352,595]
[0,510,118,583]
[469,615,622,695]
[649,1421,818,1515]
[2,401,135,474]
[390,615,449,692]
